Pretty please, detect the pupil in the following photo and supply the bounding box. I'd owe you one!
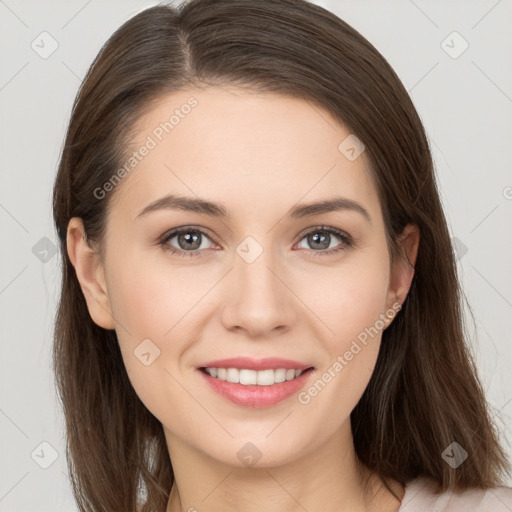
[310,232,329,250]
[180,232,200,250]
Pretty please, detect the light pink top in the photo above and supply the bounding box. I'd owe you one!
[398,476,512,511]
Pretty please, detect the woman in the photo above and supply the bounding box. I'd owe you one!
[52,0,512,510]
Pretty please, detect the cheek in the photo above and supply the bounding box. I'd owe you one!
[106,248,190,342]
[102,251,183,380]
[295,265,389,432]
[105,262,191,416]
[302,252,390,342]
[302,249,390,393]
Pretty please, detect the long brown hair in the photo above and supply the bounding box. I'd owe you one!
[52,0,511,510]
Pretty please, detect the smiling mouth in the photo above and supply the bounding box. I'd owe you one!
[199,366,315,386]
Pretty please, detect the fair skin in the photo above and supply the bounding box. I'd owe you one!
[67,87,419,512]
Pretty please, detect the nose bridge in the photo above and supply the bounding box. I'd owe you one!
[222,233,294,333]
[235,233,281,301]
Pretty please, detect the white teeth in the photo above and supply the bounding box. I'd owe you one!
[226,368,239,383]
[257,369,275,385]
[285,369,295,380]
[240,369,257,385]
[204,367,305,385]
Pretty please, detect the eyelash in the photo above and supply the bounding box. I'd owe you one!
[158,225,354,258]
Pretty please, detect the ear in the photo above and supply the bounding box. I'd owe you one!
[66,217,116,330]
[386,223,420,308]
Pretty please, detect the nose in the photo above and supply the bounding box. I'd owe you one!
[220,242,297,338]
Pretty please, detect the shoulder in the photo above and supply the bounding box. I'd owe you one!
[399,476,512,512]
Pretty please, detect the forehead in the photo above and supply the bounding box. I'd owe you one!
[108,87,379,223]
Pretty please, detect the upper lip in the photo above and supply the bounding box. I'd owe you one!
[197,357,313,371]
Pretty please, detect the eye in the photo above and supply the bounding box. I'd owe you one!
[159,225,354,258]
[159,227,218,258]
[295,226,353,257]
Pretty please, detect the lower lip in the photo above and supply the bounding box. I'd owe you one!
[197,368,315,408]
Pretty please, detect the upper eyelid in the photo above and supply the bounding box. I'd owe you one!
[161,226,220,246]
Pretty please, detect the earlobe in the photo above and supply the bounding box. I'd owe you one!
[66,217,116,330]
[386,223,420,308]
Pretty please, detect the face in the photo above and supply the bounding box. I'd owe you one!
[68,87,417,469]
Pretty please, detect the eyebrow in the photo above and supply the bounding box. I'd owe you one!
[136,194,371,223]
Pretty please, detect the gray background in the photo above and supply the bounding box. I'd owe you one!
[1,0,511,510]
